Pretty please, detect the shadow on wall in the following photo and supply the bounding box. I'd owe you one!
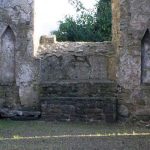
[141,29,150,84]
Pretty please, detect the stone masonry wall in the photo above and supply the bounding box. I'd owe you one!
[38,38,117,122]
[0,0,39,109]
[112,0,150,120]
[38,40,116,82]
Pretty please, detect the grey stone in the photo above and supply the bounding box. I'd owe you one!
[112,0,150,120]
[0,0,39,109]
[118,105,129,117]
[0,108,41,120]
[40,82,117,123]
[38,42,114,82]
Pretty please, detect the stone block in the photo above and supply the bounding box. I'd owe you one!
[40,82,118,123]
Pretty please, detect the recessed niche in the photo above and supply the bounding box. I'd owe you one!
[0,26,15,83]
[141,29,150,83]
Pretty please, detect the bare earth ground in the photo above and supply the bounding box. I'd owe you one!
[0,120,149,150]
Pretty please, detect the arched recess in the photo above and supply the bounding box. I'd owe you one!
[0,26,16,83]
[141,29,150,84]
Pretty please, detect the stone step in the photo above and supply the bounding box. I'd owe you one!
[40,96,117,123]
[40,97,117,104]
[40,81,117,97]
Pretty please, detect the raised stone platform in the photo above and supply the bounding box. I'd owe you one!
[40,81,118,123]
[40,80,117,97]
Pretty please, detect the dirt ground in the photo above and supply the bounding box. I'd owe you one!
[0,120,149,150]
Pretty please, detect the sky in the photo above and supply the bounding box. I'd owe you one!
[34,0,96,38]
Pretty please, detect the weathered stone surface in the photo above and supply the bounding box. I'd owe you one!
[40,35,56,44]
[40,82,117,123]
[118,105,129,117]
[37,41,114,56]
[0,108,41,120]
[40,81,117,98]
[0,0,39,109]
[41,97,117,123]
[0,84,20,108]
[112,0,150,120]
[38,41,115,82]
[37,40,117,122]
[0,26,15,83]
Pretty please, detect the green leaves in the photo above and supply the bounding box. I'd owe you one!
[52,0,112,42]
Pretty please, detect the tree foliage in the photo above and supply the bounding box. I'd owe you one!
[95,0,112,41]
[52,0,112,42]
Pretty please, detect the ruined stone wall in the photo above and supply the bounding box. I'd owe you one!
[37,39,117,122]
[0,0,39,109]
[112,0,150,119]
[38,40,115,82]
[0,0,149,121]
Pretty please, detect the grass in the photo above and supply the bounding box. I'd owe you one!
[0,120,149,150]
